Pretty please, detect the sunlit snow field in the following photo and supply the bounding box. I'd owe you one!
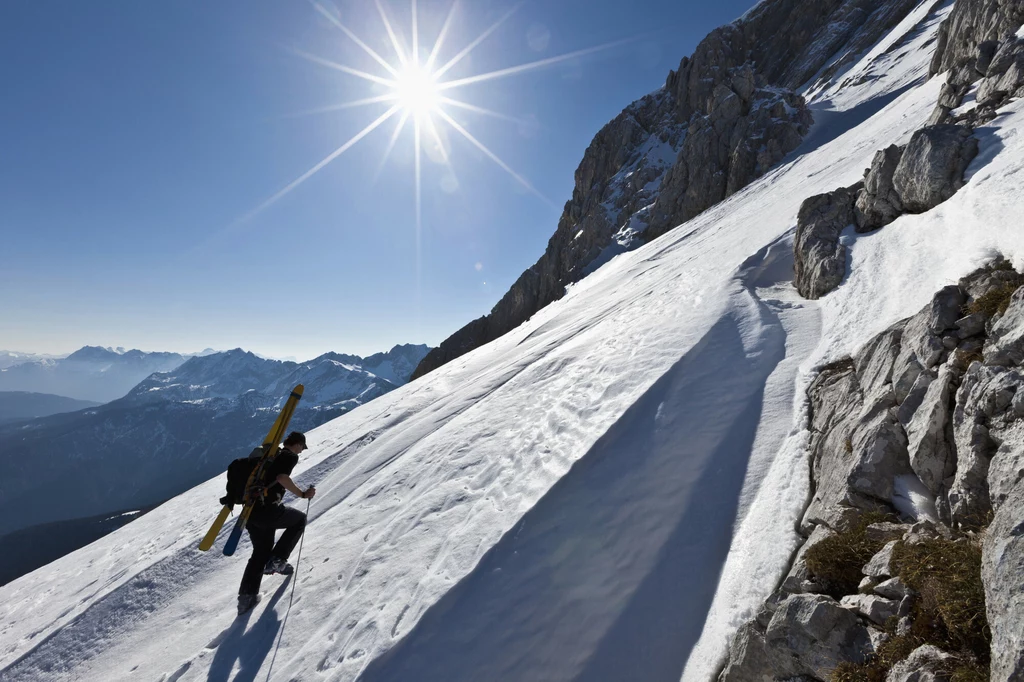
[5,1,1024,680]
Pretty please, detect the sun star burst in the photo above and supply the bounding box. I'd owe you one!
[231,0,632,276]
[393,61,441,117]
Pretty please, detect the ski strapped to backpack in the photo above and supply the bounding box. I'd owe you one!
[197,385,304,553]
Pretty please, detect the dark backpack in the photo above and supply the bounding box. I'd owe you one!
[219,446,273,506]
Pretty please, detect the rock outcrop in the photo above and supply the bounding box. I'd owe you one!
[928,0,1024,122]
[412,0,931,381]
[793,185,860,299]
[794,126,977,298]
[891,125,979,212]
[854,144,906,231]
[721,261,1024,680]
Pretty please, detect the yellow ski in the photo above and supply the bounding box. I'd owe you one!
[197,505,232,551]
[197,384,304,552]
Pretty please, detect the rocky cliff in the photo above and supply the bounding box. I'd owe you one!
[720,262,1024,680]
[412,0,929,381]
[721,1,1024,677]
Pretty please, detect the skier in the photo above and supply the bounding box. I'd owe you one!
[237,430,316,615]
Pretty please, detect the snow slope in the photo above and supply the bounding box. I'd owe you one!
[5,2,1024,680]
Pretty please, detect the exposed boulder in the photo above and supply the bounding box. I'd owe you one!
[956,312,986,338]
[717,622,803,682]
[891,126,979,213]
[793,185,860,299]
[982,477,1024,680]
[765,594,875,678]
[863,540,899,578]
[719,594,875,681]
[886,644,958,682]
[840,593,900,625]
[854,144,906,231]
[874,576,913,600]
[978,36,1024,105]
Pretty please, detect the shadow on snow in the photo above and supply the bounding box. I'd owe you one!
[359,306,785,682]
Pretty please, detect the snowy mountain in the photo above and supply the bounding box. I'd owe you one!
[0,345,429,564]
[0,391,101,424]
[411,0,925,380]
[0,345,187,403]
[4,0,1024,680]
[0,350,65,370]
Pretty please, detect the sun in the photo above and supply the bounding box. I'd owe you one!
[231,0,629,270]
[393,62,440,117]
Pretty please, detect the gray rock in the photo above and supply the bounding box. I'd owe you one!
[892,126,979,213]
[985,286,1024,365]
[895,287,965,392]
[930,0,1024,79]
[886,644,957,682]
[856,323,906,402]
[859,575,879,593]
[865,522,912,544]
[987,420,1024,513]
[646,74,812,243]
[765,594,874,679]
[956,313,987,338]
[976,39,1000,76]
[841,593,900,625]
[948,363,1000,525]
[978,37,1024,106]
[854,145,906,231]
[927,104,953,126]
[783,525,834,594]
[794,186,859,299]
[718,621,802,682]
[803,364,911,530]
[868,626,890,652]
[894,351,928,405]
[863,540,899,578]
[899,369,936,428]
[874,576,913,600]
[982,476,1024,681]
[905,365,956,494]
[849,407,911,502]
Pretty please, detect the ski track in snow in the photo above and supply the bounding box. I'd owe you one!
[4,3,1024,680]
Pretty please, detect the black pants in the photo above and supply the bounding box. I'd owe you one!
[238,503,306,596]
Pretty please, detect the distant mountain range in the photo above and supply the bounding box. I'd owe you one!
[0,392,101,424]
[0,346,187,403]
[0,350,66,370]
[0,343,430,541]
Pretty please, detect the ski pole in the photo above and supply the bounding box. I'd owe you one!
[287,497,311,605]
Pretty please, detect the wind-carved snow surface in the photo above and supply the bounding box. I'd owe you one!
[4,3,1024,681]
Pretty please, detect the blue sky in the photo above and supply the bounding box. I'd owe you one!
[1,0,757,361]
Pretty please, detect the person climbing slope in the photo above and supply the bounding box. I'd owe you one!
[237,431,316,616]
